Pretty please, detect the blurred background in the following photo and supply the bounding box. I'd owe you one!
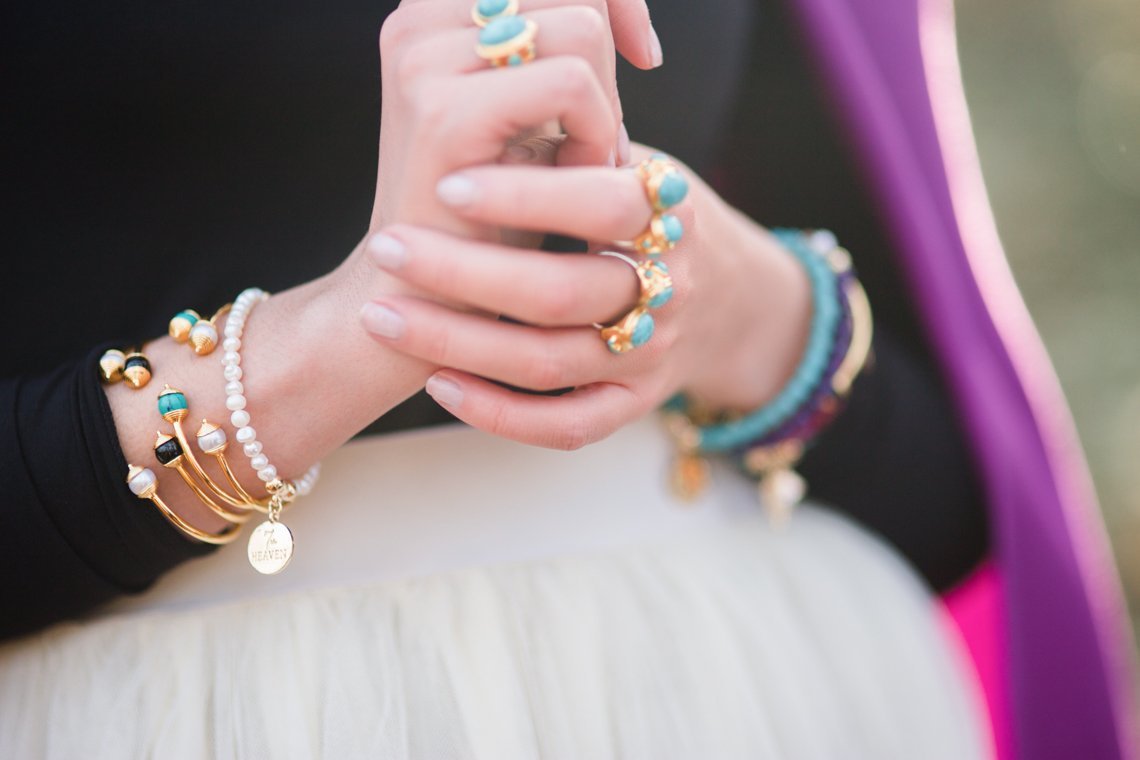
[955,0,1140,638]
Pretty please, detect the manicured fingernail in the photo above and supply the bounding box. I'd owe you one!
[648,24,663,68]
[617,122,631,166]
[426,374,463,408]
[360,303,405,339]
[366,233,406,271]
[436,174,478,207]
[505,142,536,162]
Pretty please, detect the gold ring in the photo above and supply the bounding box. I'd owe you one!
[472,0,519,27]
[617,154,688,255]
[475,16,537,68]
[592,252,674,354]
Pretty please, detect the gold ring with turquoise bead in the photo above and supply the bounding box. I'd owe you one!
[472,0,518,27]
[636,153,689,213]
[475,16,537,67]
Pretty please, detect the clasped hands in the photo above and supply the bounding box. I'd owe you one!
[356,0,813,451]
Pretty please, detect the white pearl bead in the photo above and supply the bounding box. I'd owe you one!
[243,441,263,457]
[223,337,241,352]
[224,325,240,339]
[250,454,269,470]
[236,426,256,443]
[296,480,312,496]
[223,365,243,381]
[197,428,228,453]
[222,351,241,366]
[225,380,244,396]
[257,465,278,482]
[225,394,246,411]
[230,410,250,428]
[127,468,157,496]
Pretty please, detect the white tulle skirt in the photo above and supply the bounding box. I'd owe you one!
[0,418,989,759]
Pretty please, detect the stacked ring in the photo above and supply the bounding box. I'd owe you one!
[594,252,675,354]
[472,0,518,26]
[475,15,537,67]
[624,154,688,255]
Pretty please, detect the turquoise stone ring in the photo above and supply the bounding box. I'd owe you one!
[472,0,518,27]
[595,252,674,354]
[474,15,537,67]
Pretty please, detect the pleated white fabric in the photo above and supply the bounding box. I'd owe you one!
[0,419,988,760]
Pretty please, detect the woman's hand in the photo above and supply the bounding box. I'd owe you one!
[359,145,816,450]
[370,0,662,233]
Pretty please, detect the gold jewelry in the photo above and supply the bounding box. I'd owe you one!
[195,419,272,512]
[471,0,518,27]
[126,465,241,545]
[597,306,653,355]
[592,252,674,354]
[617,155,688,255]
[475,16,537,68]
[98,349,127,384]
[122,351,153,389]
[168,304,230,356]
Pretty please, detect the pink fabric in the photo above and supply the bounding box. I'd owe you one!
[943,564,1012,760]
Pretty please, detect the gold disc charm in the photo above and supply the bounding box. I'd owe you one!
[247,520,294,574]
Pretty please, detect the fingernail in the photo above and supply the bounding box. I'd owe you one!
[617,122,631,166]
[505,142,537,162]
[426,374,463,408]
[360,302,406,339]
[648,24,663,68]
[366,233,406,271]
[436,174,478,207]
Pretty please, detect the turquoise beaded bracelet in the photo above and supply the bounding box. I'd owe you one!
[664,228,842,453]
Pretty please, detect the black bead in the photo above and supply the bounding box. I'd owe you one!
[125,354,151,371]
[154,437,183,465]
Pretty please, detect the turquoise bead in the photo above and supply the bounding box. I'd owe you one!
[157,391,188,416]
[648,286,673,309]
[479,15,525,45]
[656,172,689,209]
[631,313,655,348]
[175,310,199,325]
[661,214,683,243]
[477,0,510,17]
[507,53,523,66]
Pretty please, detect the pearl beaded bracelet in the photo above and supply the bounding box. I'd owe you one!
[222,287,320,496]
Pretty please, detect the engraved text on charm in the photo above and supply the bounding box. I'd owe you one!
[247,520,295,574]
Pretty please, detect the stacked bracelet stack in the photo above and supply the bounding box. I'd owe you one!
[124,286,320,574]
[663,229,873,521]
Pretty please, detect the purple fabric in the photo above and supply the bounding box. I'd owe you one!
[786,0,1137,756]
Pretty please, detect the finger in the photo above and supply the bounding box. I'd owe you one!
[434,165,658,240]
[431,57,618,168]
[366,226,641,326]
[397,6,612,82]
[397,5,622,149]
[396,0,659,72]
[424,370,645,450]
[360,297,630,391]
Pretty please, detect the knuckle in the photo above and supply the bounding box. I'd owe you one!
[393,41,431,89]
[420,320,454,363]
[409,88,450,132]
[529,347,570,390]
[554,419,594,451]
[553,58,597,102]
[378,11,411,57]
[561,6,607,50]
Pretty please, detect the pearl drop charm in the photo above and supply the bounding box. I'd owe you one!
[189,321,219,356]
[126,465,158,498]
[196,420,228,455]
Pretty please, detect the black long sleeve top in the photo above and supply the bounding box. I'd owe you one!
[0,0,987,639]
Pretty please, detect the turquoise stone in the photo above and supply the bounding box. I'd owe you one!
[175,310,199,325]
[648,285,673,309]
[661,214,683,243]
[477,0,510,17]
[479,15,525,45]
[631,313,655,347]
[157,391,188,416]
[508,53,523,66]
[656,172,688,209]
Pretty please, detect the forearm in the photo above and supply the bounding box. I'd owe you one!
[106,246,430,532]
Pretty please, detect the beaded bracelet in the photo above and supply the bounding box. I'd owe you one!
[663,229,873,520]
[222,287,320,573]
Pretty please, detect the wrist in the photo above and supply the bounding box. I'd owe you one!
[682,207,813,411]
